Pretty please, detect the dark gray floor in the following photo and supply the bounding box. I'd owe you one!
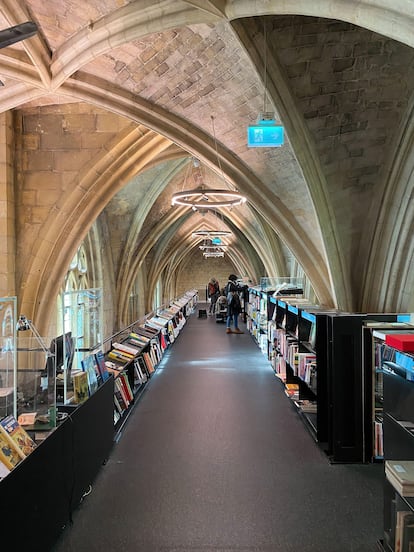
[52,305,384,552]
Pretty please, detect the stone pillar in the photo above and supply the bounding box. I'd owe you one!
[0,112,15,297]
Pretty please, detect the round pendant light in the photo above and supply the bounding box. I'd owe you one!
[172,188,246,209]
[172,117,246,211]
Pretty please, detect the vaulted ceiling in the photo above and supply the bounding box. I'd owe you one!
[1,0,414,316]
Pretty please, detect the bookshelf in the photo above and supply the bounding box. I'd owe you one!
[247,287,272,356]
[0,375,114,550]
[380,341,414,551]
[322,312,403,463]
[245,291,326,441]
[104,290,198,436]
[246,289,409,463]
[0,290,198,550]
[362,320,414,464]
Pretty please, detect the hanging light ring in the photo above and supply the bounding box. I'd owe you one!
[172,188,246,209]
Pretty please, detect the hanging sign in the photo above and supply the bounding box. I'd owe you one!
[247,120,284,147]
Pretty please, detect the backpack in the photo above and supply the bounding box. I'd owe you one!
[226,284,240,309]
[208,282,218,297]
[231,292,241,309]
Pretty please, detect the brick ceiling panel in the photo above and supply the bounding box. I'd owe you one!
[3,1,414,313]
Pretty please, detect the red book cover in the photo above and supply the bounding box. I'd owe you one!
[385,334,414,352]
[119,372,133,402]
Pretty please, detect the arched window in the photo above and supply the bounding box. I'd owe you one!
[57,245,89,337]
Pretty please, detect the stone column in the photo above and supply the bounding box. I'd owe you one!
[0,112,16,297]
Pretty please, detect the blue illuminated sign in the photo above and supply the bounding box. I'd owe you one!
[211,237,222,245]
[247,123,284,147]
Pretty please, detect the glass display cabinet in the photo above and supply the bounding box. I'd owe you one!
[59,288,103,404]
[0,297,17,420]
[16,317,57,430]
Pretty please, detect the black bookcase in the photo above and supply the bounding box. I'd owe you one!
[362,322,414,465]
[380,350,414,551]
[269,301,398,463]
[0,376,114,550]
[323,313,398,463]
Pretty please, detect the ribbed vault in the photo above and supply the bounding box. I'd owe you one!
[0,0,413,333]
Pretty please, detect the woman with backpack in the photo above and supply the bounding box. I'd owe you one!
[224,274,247,334]
[207,277,220,315]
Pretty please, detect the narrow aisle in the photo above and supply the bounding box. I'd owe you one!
[53,309,383,552]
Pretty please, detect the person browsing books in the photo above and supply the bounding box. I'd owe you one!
[207,277,220,315]
[224,274,248,334]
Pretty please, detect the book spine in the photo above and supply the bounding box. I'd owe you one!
[143,352,155,374]
[114,378,128,410]
[119,372,134,402]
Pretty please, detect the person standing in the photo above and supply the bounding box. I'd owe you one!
[207,277,220,315]
[224,274,247,334]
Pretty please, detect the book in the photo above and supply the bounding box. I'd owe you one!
[386,461,414,496]
[105,360,123,372]
[284,383,300,399]
[112,342,140,357]
[395,510,414,552]
[114,378,129,411]
[0,457,10,479]
[386,334,414,352]
[117,375,130,406]
[137,355,150,378]
[81,354,99,394]
[72,371,89,403]
[129,332,150,346]
[143,351,155,374]
[0,414,37,458]
[95,350,110,381]
[135,326,158,339]
[113,393,123,415]
[119,372,134,402]
[403,522,414,552]
[108,349,134,363]
[0,427,23,470]
[134,359,147,384]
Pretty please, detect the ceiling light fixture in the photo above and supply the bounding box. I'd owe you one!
[191,230,232,238]
[172,117,246,210]
[172,188,246,209]
[199,245,227,251]
[203,251,225,258]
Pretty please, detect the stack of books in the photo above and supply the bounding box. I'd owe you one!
[284,383,299,400]
[386,460,414,496]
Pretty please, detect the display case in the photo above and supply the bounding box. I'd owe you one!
[16,332,57,430]
[59,288,103,404]
[259,276,303,295]
[0,297,17,420]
